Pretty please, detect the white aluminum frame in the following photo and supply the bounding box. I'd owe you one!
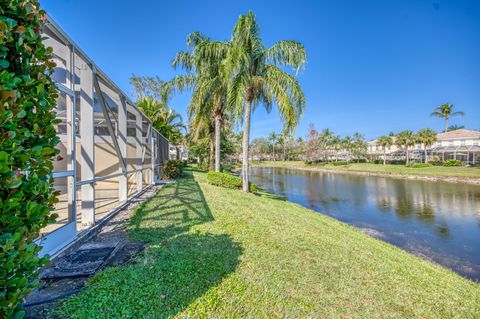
[36,16,170,256]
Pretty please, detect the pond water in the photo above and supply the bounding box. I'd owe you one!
[249,166,480,281]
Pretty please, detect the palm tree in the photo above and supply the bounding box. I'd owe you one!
[171,32,231,172]
[136,97,186,144]
[328,134,341,162]
[225,11,307,192]
[396,130,416,165]
[417,128,437,163]
[341,136,353,162]
[268,131,277,161]
[377,135,393,165]
[431,104,465,132]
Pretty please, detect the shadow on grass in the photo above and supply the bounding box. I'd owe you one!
[54,170,242,318]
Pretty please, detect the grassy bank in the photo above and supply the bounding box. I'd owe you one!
[254,160,480,178]
[53,169,480,318]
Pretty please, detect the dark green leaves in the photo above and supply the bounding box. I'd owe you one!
[0,1,59,318]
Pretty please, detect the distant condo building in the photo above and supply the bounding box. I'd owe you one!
[367,129,480,164]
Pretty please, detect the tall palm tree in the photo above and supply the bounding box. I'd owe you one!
[188,108,215,169]
[431,104,465,132]
[328,134,341,162]
[171,32,231,172]
[341,136,353,162]
[417,128,437,163]
[268,131,277,161]
[377,135,393,165]
[396,130,416,165]
[225,11,307,192]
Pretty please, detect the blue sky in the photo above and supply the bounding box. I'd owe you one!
[42,0,480,140]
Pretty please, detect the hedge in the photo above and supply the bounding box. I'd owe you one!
[206,171,258,192]
[409,163,432,168]
[0,1,60,318]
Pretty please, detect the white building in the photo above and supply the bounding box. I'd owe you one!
[367,129,480,164]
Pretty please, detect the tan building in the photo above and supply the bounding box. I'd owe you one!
[367,129,480,164]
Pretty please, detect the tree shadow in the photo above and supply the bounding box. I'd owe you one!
[54,170,242,318]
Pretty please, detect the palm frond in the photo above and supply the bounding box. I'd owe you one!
[265,40,307,73]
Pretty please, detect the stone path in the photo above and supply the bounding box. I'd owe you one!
[24,185,162,318]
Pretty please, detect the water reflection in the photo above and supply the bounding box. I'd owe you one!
[250,167,480,281]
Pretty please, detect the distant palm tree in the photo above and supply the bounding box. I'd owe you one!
[417,128,437,163]
[341,136,353,162]
[396,130,416,165]
[431,104,465,132]
[447,124,464,131]
[225,11,307,192]
[377,135,393,165]
[268,132,277,161]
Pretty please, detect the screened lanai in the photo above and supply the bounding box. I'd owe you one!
[36,17,170,256]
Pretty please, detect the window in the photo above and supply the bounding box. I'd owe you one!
[449,141,454,147]
[460,140,466,146]
[474,139,479,146]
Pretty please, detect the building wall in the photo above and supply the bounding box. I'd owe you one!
[36,18,170,256]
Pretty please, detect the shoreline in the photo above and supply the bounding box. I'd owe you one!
[253,164,480,186]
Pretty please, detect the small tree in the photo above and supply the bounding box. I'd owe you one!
[305,124,320,163]
[0,2,59,317]
[377,135,393,165]
[352,133,367,162]
[396,130,416,165]
[268,131,277,161]
[417,128,437,163]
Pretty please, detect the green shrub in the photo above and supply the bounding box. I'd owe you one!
[373,159,383,164]
[0,2,60,317]
[207,171,257,192]
[410,163,432,168]
[443,159,461,167]
[163,160,184,179]
[429,160,444,166]
[331,161,348,166]
[197,162,208,171]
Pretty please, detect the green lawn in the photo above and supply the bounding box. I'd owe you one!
[53,169,480,318]
[254,160,480,178]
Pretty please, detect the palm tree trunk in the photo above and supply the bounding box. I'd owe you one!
[209,130,214,171]
[214,115,221,172]
[424,146,428,164]
[273,144,276,161]
[445,116,449,132]
[406,148,409,165]
[383,149,386,166]
[242,99,252,192]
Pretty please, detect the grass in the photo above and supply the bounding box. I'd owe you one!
[254,160,480,178]
[53,168,480,318]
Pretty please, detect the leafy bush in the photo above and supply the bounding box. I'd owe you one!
[429,160,444,166]
[0,2,60,317]
[197,162,208,171]
[388,160,406,165]
[330,161,348,166]
[373,159,383,164]
[410,163,432,168]
[443,159,461,167]
[163,160,184,179]
[207,171,257,192]
[220,162,239,173]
